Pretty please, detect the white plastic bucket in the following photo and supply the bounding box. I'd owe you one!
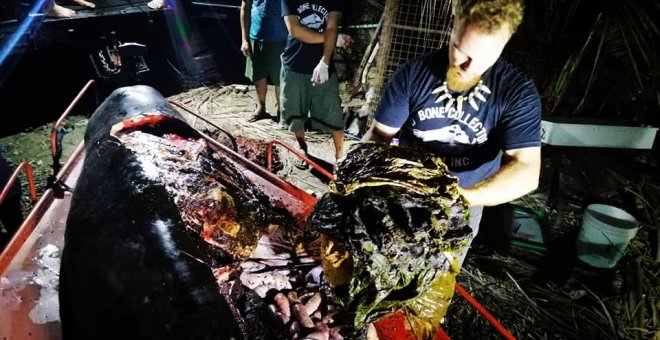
[575,204,638,268]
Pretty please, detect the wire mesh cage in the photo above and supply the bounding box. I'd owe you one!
[368,0,454,114]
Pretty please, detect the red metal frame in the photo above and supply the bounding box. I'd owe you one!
[454,283,516,340]
[0,144,84,275]
[49,80,96,157]
[1,79,96,274]
[0,83,316,340]
[267,139,335,180]
[0,162,38,205]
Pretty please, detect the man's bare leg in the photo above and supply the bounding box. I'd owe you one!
[248,78,269,121]
[294,130,308,155]
[274,85,281,122]
[331,130,344,161]
[254,77,267,114]
[293,130,309,169]
[68,0,95,8]
[48,3,75,17]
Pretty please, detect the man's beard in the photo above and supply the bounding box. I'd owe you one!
[446,66,481,92]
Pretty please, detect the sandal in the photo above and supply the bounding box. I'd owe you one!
[294,157,309,170]
[248,111,270,122]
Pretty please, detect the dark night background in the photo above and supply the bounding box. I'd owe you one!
[1,0,658,138]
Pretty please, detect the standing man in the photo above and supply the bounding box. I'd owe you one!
[281,0,345,168]
[240,0,289,122]
[364,0,541,263]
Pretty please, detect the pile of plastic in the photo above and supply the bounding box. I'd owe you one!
[309,143,473,338]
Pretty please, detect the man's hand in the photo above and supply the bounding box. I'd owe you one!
[458,187,476,206]
[311,60,329,86]
[336,33,354,48]
[367,323,380,340]
[240,39,251,57]
[362,121,400,143]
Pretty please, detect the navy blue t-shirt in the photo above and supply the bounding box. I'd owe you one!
[375,48,542,188]
[281,0,342,74]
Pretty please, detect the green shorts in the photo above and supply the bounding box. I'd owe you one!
[245,39,286,85]
[280,68,344,133]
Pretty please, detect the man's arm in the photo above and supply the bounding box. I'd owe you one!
[320,11,342,64]
[283,15,325,44]
[310,11,342,85]
[362,121,400,143]
[460,146,541,206]
[239,0,251,57]
[364,123,541,206]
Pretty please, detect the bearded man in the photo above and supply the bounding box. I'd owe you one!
[363,0,541,264]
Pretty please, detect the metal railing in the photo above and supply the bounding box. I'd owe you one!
[50,79,97,176]
[0,162,38,205]
[266,140,335,181]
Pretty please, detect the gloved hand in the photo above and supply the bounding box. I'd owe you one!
[336,34,354,48]
[311,60,329,86]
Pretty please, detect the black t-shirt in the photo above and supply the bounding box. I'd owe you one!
[375,48,542,188]
[281,0,342,74]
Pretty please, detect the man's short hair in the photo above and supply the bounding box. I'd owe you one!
[455,0,524,34]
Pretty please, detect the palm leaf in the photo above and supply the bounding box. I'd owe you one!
[547,12,603,114]
[571,17,609,116]
[546,0,660,116]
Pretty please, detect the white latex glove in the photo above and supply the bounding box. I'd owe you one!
[311,60,329,86]
[336,33,354,48]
